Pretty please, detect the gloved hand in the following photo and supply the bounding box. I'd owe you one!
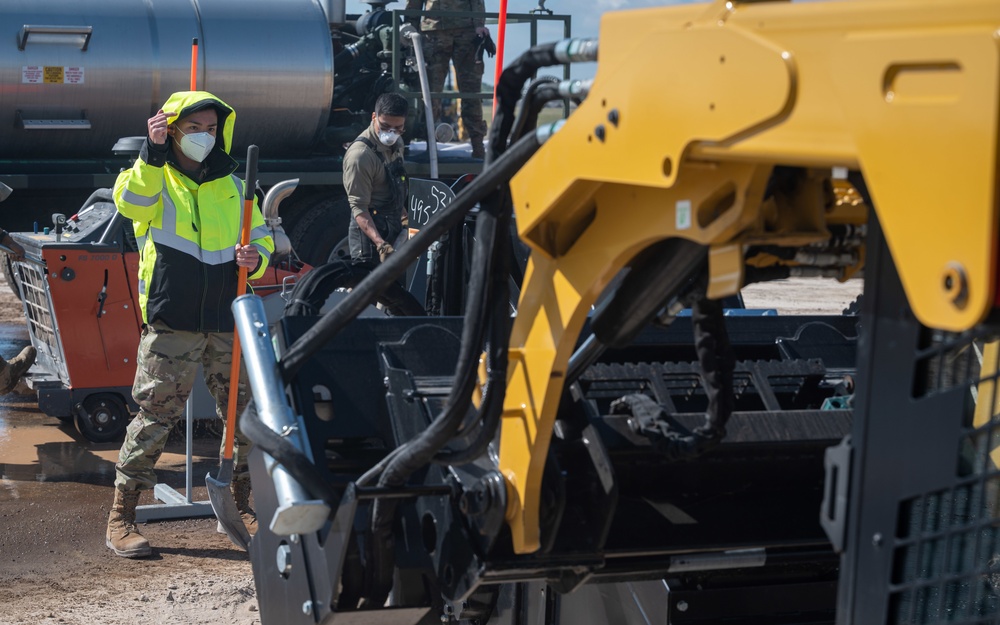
[378,242,395,263]
[475,31,496,65]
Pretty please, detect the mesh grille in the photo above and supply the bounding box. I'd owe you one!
[890,330,1000,624]
[15,260,68,382]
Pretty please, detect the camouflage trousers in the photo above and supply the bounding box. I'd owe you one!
[423,27,487,142]
[114,322,252,492]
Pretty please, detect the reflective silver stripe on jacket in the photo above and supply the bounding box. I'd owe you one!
[147,183,238,265]
[122,188,161,207]
[250,225,272,264]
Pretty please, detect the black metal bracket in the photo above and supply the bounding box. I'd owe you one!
[820,435,852,553]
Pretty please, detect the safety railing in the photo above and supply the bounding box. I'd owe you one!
[389,9,572,120]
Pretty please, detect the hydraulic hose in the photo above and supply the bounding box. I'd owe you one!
[567,241,708,386]
[385,189,500,471]
[352,38,594,605]
[365,190,503,602]
[239,402,338,508]
[508,77,591,148]
[488,38,597,163]
[280,129,543,381]
[353,194,513,484]
[362,42,597,602]
[488,43,556,162]
[433,190,513,465]
[691,297,735,441]
[508,76,559,147]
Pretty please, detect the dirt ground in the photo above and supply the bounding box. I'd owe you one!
[0,270,863,625]
[0,272,260,625]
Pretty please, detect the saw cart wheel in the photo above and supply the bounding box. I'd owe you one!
[75,393,129,443]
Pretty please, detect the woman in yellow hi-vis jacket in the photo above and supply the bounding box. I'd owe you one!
[106,91,274,558]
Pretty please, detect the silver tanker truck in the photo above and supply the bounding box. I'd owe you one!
[0,0,566,265]
[0,0,569,441]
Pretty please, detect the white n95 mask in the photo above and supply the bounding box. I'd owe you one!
[378,130,399,147]
[176,128,216,162]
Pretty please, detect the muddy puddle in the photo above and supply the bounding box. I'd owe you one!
[0,388,222,496]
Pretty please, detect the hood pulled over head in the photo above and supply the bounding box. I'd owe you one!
[162,91,236,155]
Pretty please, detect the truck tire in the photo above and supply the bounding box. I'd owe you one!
[280,188,350,267]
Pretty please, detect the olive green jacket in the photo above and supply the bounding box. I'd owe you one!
[344,123,405,220]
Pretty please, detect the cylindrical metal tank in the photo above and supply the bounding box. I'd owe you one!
[1,0,333,160]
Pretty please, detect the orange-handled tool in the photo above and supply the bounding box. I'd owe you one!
[208,144,258,550]
[223,145,258,460]
[189,38,198,91]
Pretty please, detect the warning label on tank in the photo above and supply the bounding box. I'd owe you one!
[64,67,84,84]
[22,66,85,84]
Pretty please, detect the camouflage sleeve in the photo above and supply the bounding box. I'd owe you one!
[405,0,423,23]
[472,0,486,28]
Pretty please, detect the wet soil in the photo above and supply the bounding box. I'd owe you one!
[0,275,259,625]
[0,270,863,625]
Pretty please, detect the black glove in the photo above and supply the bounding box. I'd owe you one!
[475,31,496,65]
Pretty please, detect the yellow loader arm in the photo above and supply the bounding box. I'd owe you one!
[500,0,1000,553]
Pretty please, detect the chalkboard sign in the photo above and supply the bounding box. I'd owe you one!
[407,178,456,229]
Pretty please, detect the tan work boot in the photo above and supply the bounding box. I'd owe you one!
[106,489,151,558]
[217,475,257,537]
[0,345,35,395]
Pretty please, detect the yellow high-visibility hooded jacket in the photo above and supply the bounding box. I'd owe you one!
[113,91,274,333]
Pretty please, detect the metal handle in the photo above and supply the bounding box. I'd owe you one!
[16,110,91,131]
[0,243,44,267]
[233,294,330,535]
[18,25,93,51]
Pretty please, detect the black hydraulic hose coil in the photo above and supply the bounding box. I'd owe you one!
[362,40,577,607]
[487,42,558,163]
[691,296,735,441]
[508,76,560,147]
[363,188,504,606]
[433,192,513,465]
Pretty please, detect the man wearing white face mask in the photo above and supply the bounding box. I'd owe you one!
[344,93,410,267]
[105,91,274,558]
[339,93,426,316]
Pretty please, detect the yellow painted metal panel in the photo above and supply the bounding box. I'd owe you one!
[501,0,1000,554]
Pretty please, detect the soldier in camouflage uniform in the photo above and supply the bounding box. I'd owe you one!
[406,0,489,158]
[106,91,274,558]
